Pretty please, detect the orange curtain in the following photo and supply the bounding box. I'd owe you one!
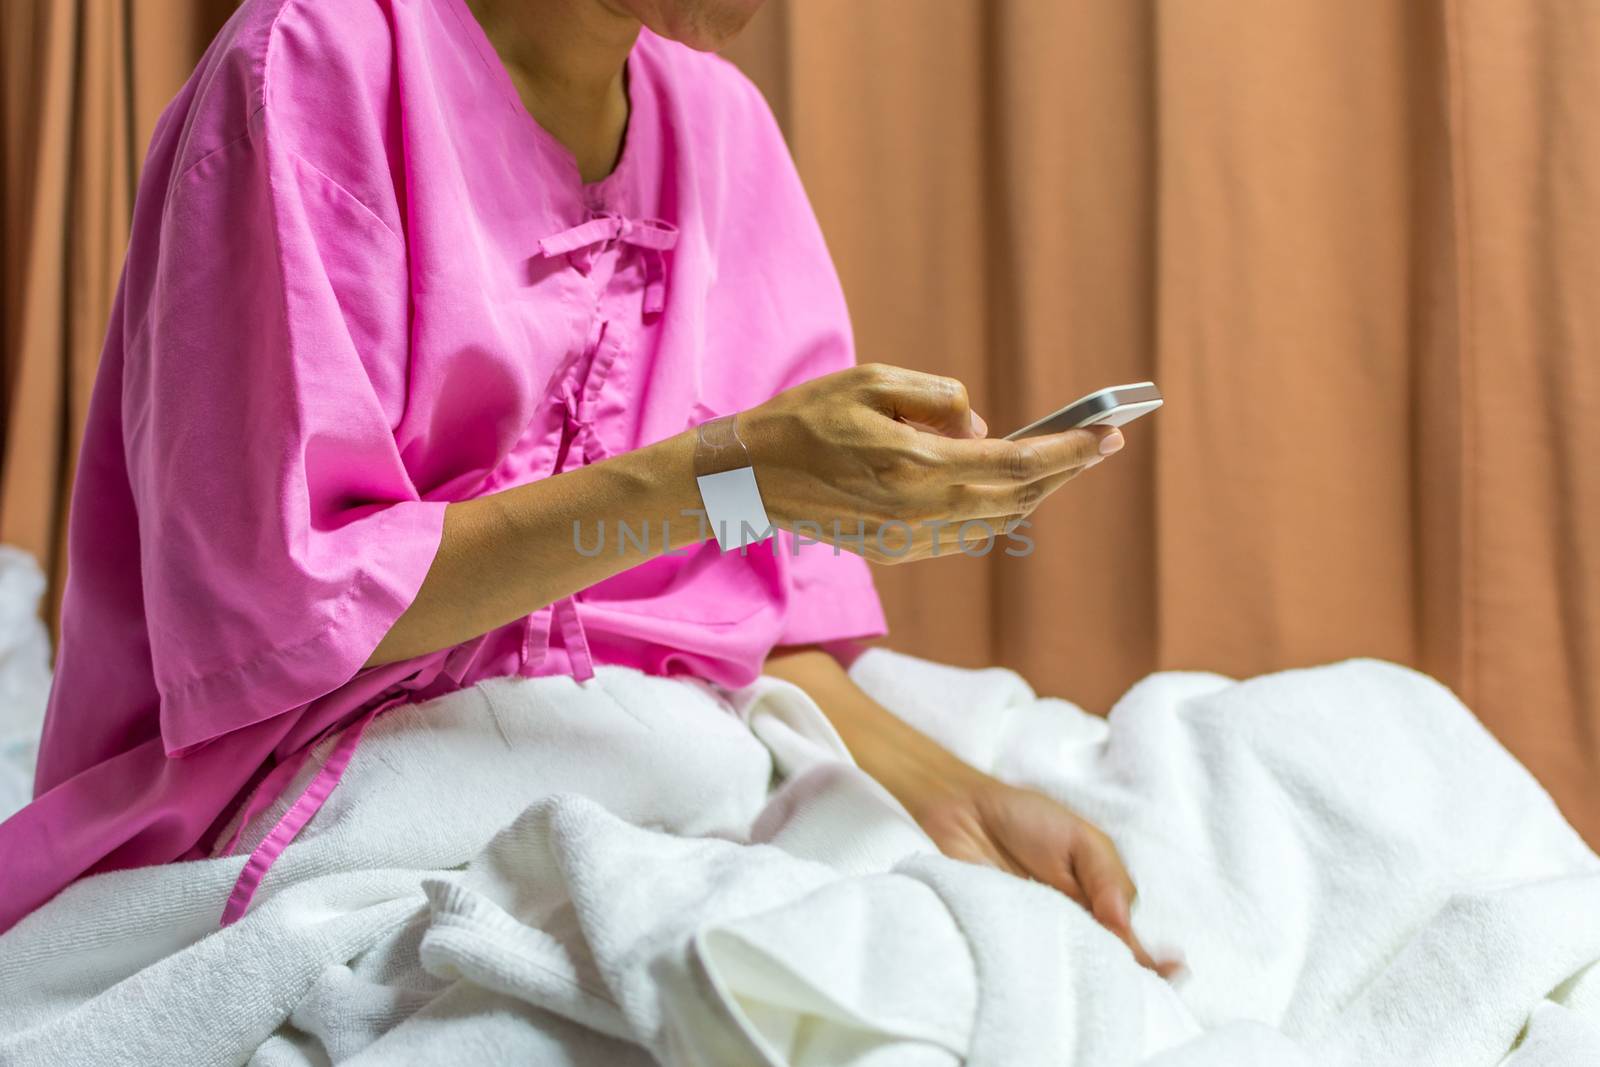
[1,0,236,633]
[726,0,1600,843]
[3,1,1596,841]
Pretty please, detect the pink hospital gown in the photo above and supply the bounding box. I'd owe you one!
[0,0,885,933]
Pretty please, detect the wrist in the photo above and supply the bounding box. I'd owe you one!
[763,648,990,817]
[865,733,988,821]
[830,696,988,816]
[736,404,800,528]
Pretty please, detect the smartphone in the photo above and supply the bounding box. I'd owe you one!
[1004,382,1163,441]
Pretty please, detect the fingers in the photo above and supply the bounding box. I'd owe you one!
[932,426,1124,484]
[1072,826,1138,947]
[855,364,986,440]
[965,832,1184,980]
[979,801,1183,981]
[1091,890,1166,974]
[931,781,1185,981]
[824,463,1084,561]
[1072,828,1185,979]
[946,466,1083,529]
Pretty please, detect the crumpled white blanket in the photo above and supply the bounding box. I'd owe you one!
[1,643,1597,1066]
[0,547,52,820]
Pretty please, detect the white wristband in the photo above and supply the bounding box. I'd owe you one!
[697,467,774,551]
[694,416,774,552]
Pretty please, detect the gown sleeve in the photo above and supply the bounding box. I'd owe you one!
[777,540,889,648]
[125,117,447,757]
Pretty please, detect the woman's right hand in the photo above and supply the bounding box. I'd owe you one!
[740,364,1125,562]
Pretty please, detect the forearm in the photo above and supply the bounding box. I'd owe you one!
[367,429,704,666]
[763,647,981,815]
[368,359,1112,667]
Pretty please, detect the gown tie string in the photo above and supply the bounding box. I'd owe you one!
[536,210,678,315]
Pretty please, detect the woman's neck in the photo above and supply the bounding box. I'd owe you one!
[465,0,640,183]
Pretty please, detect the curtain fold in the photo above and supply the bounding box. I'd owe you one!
[1,0,233,638]
[1442,1,1600,826]
[4,0,1596,842]
[2,0,84,639]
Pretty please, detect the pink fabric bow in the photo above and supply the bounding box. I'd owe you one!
[537,211,679,314]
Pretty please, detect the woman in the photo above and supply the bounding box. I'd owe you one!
[1,0,1173,973]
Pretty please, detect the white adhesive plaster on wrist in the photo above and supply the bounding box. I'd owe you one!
[696,467,773,551]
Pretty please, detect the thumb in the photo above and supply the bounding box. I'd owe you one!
[860,365,985,438]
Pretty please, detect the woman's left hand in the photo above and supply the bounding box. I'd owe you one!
[906,767,1184,978]
[763,647,1182,979]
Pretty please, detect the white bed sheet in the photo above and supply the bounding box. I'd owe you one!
[2,546,1597,1066]
[0,546,50,821]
